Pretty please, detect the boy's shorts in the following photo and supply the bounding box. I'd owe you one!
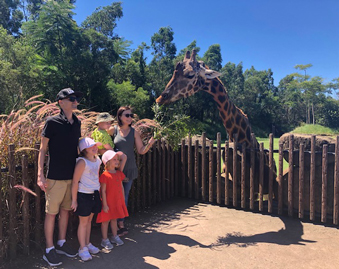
[75,191,102,217]
[45,179,72,215]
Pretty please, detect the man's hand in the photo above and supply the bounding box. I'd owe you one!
[37,174,47,192]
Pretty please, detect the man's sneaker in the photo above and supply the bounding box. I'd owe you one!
[101,238,113,250]
[87,243,100,254]
[110,235,124,246]
[43,248,62,266]
[78,247,92,262]
[55,241,78,257]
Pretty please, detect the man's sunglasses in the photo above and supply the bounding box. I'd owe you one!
[67,96,82,103]
[123,113,134,118]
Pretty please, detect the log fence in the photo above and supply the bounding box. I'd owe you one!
[1,132,339,260]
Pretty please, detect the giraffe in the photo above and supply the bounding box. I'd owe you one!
[156,50,257,148]
[156,50,276,196]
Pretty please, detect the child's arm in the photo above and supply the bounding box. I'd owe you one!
[118,153,127,172]
[107,125,115,136]
[101,183,109,213]
[71,159,86,212]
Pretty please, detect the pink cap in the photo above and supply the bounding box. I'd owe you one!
[102,150,123,165]
[79,137,102,152]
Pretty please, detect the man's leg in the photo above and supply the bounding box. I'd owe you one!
[45,213,57,248]
[58,208,69,241]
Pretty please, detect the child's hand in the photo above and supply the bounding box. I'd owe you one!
[71,201,77,212]
[103,205,109,213]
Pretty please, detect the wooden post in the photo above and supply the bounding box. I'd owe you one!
[321,144,328,223]
[162,140,166,200]
[233,134,238,207]
[268,133,274,213]
[188,134,192,199]
[22,155,30,255]
[278,142,283,215]
[310,135,316,221]
[148,149,152,206]
[241,143,246,209]
[259,143,264,212]
[170,145,174,198]
[209,140,214,203]
[153,141,157,204]
[250,133,255,210]
[157,140,161,203]
[8,144,17,258]
[136,154,141,211]
[288,135,294,217]
[299,143,305,219]
[334,136,339,225]
[217,133,221,204]
[34,143,41,246]
[175,150,179,197]
[201,133,207,201]
[225,141,229,206]
[195,140,199,200]
[142,154,146,208]
[181,139,186,197]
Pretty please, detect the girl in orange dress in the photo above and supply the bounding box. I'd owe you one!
[96,150,128,250]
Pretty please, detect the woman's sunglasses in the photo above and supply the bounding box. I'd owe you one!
[123,113,134,118]
[67,96,82,103]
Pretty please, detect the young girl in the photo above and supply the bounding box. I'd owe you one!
[71,137,102,261]
[96,150,128,250]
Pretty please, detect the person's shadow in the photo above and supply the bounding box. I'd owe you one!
[212,215,316,248]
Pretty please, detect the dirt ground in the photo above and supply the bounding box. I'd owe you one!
[5,197,339,269]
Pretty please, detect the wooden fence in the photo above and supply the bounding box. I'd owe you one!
[1,133,338,260]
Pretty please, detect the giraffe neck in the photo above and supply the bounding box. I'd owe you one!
[201,78,256,148]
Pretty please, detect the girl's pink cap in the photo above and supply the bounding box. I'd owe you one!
[102,150,123,165]
[79,137,101,152]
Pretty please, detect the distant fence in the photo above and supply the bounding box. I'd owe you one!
[1,133,338,260]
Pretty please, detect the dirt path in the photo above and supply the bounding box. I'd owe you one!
[6,198,339,268]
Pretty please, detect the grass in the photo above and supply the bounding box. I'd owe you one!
[291,124,339,136]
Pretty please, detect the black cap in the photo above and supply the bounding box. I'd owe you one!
[56,88,83,101]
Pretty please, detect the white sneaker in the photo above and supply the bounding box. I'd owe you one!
[101,238,113,250]
[78,247,92,261]
[110,235,124,246]
[87,243,100,254]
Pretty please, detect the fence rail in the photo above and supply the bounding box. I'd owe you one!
[0,133,338,260]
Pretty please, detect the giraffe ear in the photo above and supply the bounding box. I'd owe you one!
[205,69,222,79]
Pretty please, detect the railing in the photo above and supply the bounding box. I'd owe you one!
[1,133,338,260]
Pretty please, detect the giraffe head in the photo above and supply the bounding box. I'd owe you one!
[156,50,221,105]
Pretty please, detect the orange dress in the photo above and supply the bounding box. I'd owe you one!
[96,170,129,223]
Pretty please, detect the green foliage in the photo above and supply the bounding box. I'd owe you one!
[81,2,123,38]
[291,124,339,135]
[202,44,222,71]
[107,80,149,117]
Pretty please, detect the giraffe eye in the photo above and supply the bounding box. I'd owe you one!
[162,93,168,100]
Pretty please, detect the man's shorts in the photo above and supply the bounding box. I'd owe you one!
[75,191,102,217]
[45,179,72,215]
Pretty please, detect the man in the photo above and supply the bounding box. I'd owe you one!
[37,88,83,266]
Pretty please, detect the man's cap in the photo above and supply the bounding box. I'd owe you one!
[56,88,83,101]
[95,112,114,124]
[79,137,101,152]
[102,150,123,165]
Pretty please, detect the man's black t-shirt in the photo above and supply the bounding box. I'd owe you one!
[42,110,81,180]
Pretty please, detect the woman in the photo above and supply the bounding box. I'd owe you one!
[113,106,155,235]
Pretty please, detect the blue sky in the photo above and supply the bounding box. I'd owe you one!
[74,0,339,88]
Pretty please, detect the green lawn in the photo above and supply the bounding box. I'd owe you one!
[215,137,288,173]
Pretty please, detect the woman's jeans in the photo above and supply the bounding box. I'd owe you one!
[118,178,134,223]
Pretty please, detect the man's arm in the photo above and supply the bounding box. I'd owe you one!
[37,136,49,192]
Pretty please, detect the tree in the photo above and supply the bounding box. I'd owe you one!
[202,44,222,71]
[0,0,23,35]
[81,2,123,38]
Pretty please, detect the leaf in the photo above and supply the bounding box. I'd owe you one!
[14,185,37,197]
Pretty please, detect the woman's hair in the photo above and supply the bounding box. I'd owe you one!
[117,106,133,127]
